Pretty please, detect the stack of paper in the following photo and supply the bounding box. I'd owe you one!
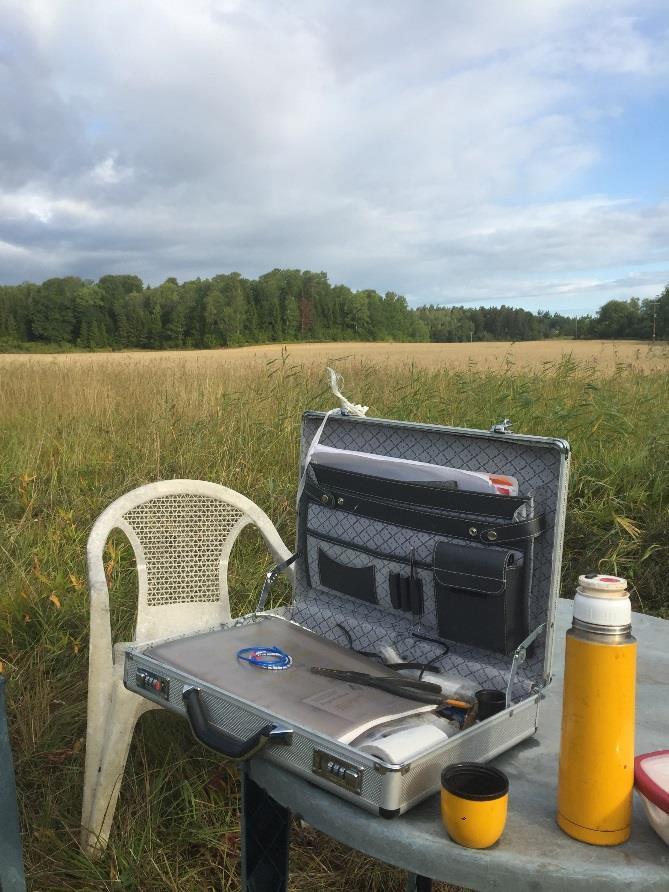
[311,445,518,496]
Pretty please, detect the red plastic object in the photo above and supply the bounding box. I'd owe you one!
[634,750,669,813]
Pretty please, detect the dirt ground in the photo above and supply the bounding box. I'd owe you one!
[1,339,667,372]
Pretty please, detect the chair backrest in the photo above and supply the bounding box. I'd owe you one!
[87,480,293,643]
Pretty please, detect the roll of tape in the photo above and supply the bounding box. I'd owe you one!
[359,723,447,763]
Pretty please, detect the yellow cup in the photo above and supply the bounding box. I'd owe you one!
[441,763,509,849]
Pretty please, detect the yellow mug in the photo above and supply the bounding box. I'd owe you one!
[441,762,509,849]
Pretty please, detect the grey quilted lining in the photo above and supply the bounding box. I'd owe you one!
[306,533,436,619]
[284,413,564,702]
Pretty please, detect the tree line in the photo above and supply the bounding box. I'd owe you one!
[0,269,666,350]
[576,292,669,340]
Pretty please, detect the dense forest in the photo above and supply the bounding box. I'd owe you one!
[0,269,666,350]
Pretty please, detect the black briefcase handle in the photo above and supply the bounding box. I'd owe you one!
[183,686,292,760]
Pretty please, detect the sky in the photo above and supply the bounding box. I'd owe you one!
[1,0,668,315]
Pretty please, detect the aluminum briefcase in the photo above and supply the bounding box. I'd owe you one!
[124,411,569,816]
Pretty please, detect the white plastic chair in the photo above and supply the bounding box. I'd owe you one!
[80,480,294,856]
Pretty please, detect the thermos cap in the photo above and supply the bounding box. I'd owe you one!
[574,574,630,629]
[577,574,627,597]
[573,592,631,628]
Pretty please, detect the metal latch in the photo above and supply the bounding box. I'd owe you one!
[505,623,545,706]
[254,552,300,614]
[491,418,513,433]
[267,725,294,746]
[312,750,364,794]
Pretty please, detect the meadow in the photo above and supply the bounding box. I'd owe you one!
[4,337,668,372]
[1,341,668,890]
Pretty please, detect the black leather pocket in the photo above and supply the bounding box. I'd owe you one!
[304,465,543,544]
[433,541,526,654]
[317,547,377,604]
[312,463,528,519]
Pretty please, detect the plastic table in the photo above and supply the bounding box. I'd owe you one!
[241,599,669,891]
[0,677,27,892]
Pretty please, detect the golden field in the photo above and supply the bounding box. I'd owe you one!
[1,343,667,890]
[2,338,668,373]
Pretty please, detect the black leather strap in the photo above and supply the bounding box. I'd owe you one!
[312,463,526,519]
[479,516,546,543]
[304,479,546,543]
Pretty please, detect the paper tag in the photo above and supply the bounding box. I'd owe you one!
[302,685,372,719]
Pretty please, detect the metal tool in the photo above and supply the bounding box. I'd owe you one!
[310,667,445,705]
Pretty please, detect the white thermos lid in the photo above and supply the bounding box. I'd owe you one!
[574,574,631,627]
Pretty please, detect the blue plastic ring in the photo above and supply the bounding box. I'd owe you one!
[236,646,293,670]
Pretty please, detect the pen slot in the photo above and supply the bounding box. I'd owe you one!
[389,572,402,609]
[389,572,424,615]
[410,575,424,615]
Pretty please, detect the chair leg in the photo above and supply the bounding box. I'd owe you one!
[80,659,114,847]
[81,684,156,857]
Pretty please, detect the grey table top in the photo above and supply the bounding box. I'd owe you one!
[248,599,669,890]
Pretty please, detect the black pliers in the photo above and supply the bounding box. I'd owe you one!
[310,667,444,705]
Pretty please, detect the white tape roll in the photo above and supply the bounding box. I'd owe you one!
[359,724,448,764]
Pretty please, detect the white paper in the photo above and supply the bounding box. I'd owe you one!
[301,685,434,744]
[311,445,519,495]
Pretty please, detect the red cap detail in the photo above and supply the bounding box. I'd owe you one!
[635,751,669,815]
[599,576,621,583]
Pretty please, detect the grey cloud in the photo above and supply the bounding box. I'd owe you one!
[0,26,90,188]
[1,0,668,314]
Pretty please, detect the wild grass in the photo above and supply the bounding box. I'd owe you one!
[0,348,667,890]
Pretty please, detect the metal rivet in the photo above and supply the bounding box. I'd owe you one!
[336,497,344,506]
[486,530,498,541]
[321,494,329,504]
[469,526,478,536]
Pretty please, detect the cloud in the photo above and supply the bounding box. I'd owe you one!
[90,155,132,186]
[0,0,668,313]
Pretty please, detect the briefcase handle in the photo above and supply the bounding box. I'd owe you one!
[183,686,293,761]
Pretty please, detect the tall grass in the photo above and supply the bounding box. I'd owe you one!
[0,349,667,890]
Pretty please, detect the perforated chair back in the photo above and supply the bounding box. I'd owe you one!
[87,479,294,642]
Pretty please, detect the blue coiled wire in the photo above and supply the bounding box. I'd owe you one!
[236,646,293,670]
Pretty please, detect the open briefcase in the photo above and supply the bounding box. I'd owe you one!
[124,410,569,817]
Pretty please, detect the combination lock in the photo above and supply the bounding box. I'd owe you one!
[135,669,170,700]
[312,749,364,794]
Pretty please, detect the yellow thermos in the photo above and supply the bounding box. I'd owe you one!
[557,574,636,845]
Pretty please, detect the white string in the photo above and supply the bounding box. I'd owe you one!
[325,367,369,417]
[295,368,369,506]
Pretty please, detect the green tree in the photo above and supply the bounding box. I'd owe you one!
[283,294,299,339]
[74,283,107,347]
[591,299,643,338]
[644,287,669,340]
[1,270,663,351]
[220,274,247,345]
[31,277,81,343]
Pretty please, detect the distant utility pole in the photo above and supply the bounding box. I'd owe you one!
[575,316,578,339]
[652,300,657,341]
